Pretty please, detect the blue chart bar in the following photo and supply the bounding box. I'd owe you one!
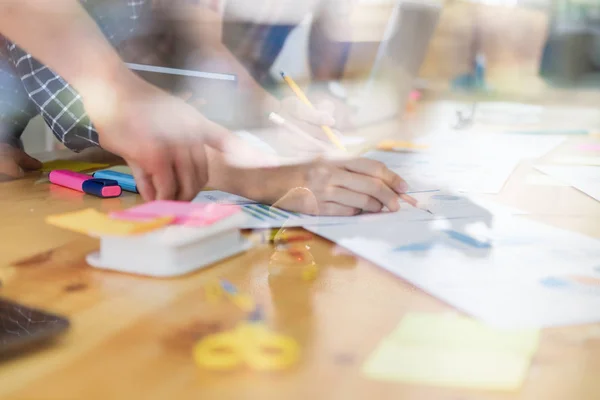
[394,241,436,252]
[241,204,295,222]
[392,231,492,253]
[443,230,491,249]
[540,277,570,289]
[241,207,265,221]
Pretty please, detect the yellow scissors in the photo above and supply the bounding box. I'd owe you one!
[193,307,300,371]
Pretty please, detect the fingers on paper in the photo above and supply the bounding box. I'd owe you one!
[324,186,383,213]
[342,158,408,194]
[331,165,400,212]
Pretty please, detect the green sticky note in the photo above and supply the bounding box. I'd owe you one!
[41,160,110,173]
[363,313,540,391]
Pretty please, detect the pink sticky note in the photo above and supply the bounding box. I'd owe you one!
[111,201,240,227]
[577,144,600,152]
[409,90,422,101]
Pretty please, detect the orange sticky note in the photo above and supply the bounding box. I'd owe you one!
[41,160,110,173]
[377,140,429,151]
[46,208,173,236]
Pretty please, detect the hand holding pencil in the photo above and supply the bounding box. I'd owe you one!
[272,71,428,214]
[279,71,347,152]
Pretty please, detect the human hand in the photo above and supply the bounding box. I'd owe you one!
[242,157,414,216]
[83,73,230,201]
[276,96,340,154]
[0,143,42,181]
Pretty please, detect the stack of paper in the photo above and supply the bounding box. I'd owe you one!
[536,165,600,202]
[363,313,540,390]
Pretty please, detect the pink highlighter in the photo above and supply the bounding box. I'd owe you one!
[49,170,122,198]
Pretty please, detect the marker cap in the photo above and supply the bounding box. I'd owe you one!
[82,179,122,198]
[93,170,138,193]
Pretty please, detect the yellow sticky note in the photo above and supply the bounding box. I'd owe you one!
[106,165,133,175]
[363,313,539,391]
[46,208,173,236]
[554,156,600,166]
[41,160,110,173]
[377,140,429,151]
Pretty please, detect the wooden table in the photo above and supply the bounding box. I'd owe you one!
[1,101,600,400]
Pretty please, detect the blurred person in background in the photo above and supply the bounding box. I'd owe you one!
[0,0,411,216]
[154,0,356,145]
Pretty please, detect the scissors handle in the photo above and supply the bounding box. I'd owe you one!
[193,331,243,370]
[193,323,299,371]
[242,324,299,370]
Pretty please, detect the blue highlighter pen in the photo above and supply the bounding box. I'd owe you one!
[93,170,138,193]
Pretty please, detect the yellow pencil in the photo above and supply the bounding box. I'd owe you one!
[280,71,346,151]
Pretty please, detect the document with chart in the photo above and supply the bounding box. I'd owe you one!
[307,215,600,328]
[194,190,519,229]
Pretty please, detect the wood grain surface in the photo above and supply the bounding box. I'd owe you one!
[1,101,600,400]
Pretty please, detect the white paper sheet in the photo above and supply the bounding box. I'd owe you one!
[306,216,600,328]
[552,156,600,167]
[464,102,600,133]
[418,131,565,161]
[194,190,523,229]
[365,132,565,193]
[525,173,570,187]
[535,165,600,202]
[367,151,520,193]
[233,128,564,194]
[472,102,545,126]
[195,190,259,205]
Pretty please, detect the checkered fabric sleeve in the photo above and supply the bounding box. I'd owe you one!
[0,38,38,150]
[1,0,150,152]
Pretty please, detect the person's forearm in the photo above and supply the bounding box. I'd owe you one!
[0,0,134,99]
[205,147,245,195]
[205,144,289,202]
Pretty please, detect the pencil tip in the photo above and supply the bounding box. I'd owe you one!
[280,71,285,78]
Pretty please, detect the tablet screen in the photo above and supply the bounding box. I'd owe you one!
[0,298,70,356]
[125,63,238,125]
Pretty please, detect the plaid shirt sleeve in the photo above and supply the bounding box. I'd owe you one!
[0,38,38,149]
[2,0,150,152]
